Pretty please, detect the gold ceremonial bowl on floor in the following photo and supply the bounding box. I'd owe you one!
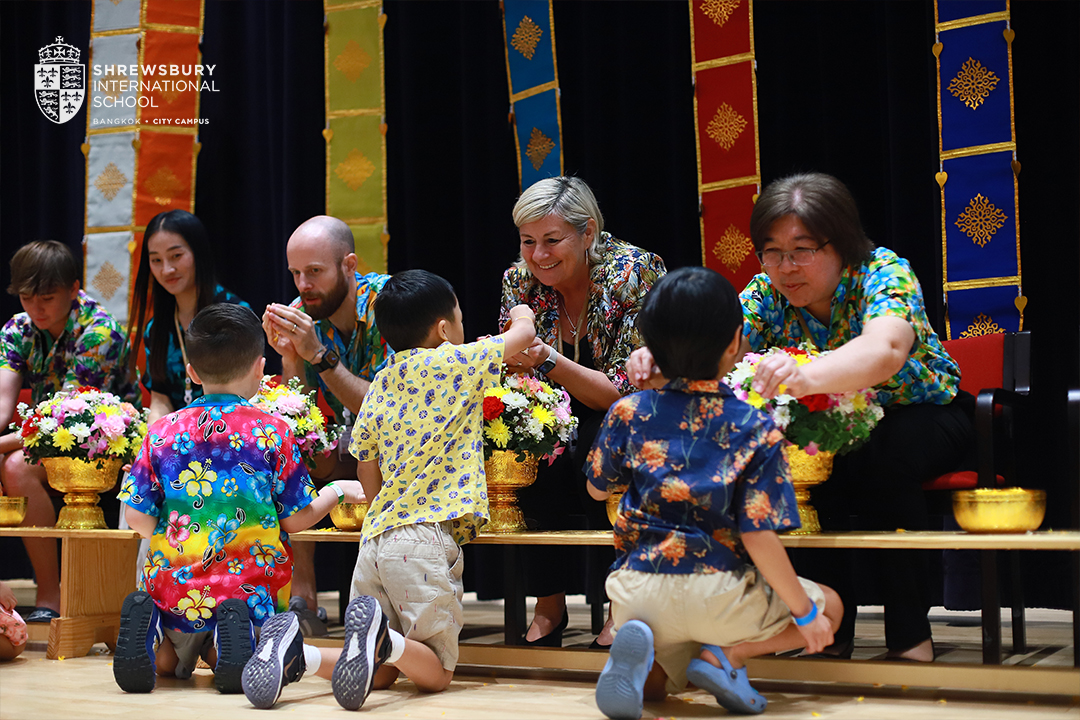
[0,497,28,526]
[952,488,1046,533]
[330,502,369,531]
[42,456,123,529]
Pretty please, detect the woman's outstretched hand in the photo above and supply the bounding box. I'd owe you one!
[626,347,666,390]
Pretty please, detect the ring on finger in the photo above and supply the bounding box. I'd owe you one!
[292,322,298,332]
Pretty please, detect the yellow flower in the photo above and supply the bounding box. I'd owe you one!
[52,427,76,451]
[24,433,40,448]
[176,587,217,622]
[746,389,767,409]
[310,407,324,425]
[484,418,510,448]
[852,393,867,411]
[296,416,314,433]
[107,435,128,455]
[178,460,216,497]
[531,405,556,428]
[795,354,813,366]
[486,387,507,399]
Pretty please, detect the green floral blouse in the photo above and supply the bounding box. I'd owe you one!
[740,247,960,407]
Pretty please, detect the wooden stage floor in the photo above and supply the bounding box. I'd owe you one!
[1,590,1077,720]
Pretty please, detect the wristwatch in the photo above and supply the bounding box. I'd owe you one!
[312,346,340,373]
[536,347,558,376]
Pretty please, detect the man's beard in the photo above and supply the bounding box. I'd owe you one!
[302,269,350,320]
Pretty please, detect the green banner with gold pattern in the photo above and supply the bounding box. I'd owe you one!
[325,0,388,274]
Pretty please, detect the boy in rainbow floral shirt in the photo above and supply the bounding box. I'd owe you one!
[586,267,842,719]
[115,304,364,695]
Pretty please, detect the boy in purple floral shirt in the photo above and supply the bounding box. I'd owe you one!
[114,304,364,695]
[585,268,841,719]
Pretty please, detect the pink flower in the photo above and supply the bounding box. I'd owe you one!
[61,398,88,415]
[165,510,191,548]
[804,441,819,456]
[553,404,571,423]
[275,395,305,414]
[94,413,126,438]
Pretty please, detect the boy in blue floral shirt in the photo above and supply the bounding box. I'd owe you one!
[585,267,841,718]
[115,304,364,695]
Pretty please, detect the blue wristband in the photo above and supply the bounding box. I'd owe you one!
[793,603,818,626]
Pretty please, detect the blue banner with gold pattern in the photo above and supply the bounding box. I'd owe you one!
[940,22,1011,151]
[943,151,1018,282]
[934,0,1023,339]
[502,0,562,190]
[947,285,1021,340]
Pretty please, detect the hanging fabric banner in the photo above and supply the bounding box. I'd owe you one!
[934,0,1023,339]
[84,0,205,330]
[690,0,761,291]
[325,0,388,274]
[502,0,563,191]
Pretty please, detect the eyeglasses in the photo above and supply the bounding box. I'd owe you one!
[756,241,831,267]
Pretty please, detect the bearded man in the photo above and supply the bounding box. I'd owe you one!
[263,216,391,634]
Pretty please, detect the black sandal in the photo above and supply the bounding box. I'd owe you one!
[24,607,60,623]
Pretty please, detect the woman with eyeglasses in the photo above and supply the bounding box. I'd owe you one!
[628,172,973,663]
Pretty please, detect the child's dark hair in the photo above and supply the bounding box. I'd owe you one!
[373,269,458,352]
[637,266,742,380]
[7,240,79,296]
[185,304,264,383]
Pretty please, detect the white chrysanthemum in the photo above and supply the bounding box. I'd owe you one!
[37,417,58,433]
[525,417,544,439]
[775,393,796,406]
[70,423,92,440]
[772,405,791,430]
[502,391,528,409]
[872,405,885,421]
[834,396,855,415]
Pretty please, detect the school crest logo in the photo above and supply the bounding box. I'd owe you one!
[35,36,85,124]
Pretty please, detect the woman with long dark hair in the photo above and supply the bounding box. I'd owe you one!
[128,210,249,422]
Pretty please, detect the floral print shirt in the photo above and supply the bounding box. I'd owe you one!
[499,232,666,397]
[119,394,316,633]
[290,272,391,426]
[349,336,505,546]
[141,285,249,410]
[741,247,960,407]
[0,290,139,406]
[586,379,798,575]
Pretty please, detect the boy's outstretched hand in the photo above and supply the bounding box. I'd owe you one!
[795,610,835,655]
[332,480,367,504]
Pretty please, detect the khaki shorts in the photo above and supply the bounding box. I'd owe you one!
[606,567,826,694]
[350,521,464,670]
[163,627,214,680]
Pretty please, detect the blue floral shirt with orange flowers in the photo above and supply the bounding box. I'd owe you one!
[741,247,960,407]
[585,379,799,575]
[119,394,317,633]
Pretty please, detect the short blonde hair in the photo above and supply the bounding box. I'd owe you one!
[512,177,605,266]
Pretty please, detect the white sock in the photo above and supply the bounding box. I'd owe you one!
[303,643,322,674]
[387,629,406,664]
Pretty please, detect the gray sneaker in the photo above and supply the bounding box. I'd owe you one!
[331,596,392,710]
[288,595,329,637]
[241,611,306,709]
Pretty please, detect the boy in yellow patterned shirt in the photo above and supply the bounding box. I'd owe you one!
[243,270,536,710]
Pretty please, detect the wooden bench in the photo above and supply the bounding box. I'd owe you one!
[0,527,140,660]
[296,528,1080,697]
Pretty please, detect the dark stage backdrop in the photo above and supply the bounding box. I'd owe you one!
[1,2,1077,605]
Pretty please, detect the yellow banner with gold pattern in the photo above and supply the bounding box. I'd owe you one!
[934,0,1024,339]
[690,0,761,292]
[84,0,205,329]
[325,0,388,274]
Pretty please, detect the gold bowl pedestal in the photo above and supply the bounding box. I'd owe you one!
[783,445,835,535]
[330,501,370,531]
[41,457,123,529]
[483,450,538,533]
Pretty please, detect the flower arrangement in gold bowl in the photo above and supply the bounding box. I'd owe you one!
[723,346,885,533]
[252,376,345,470]
[481,373,578,532]
[12,386,148,528]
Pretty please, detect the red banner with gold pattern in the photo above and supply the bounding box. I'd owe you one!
[691,0,760,291]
